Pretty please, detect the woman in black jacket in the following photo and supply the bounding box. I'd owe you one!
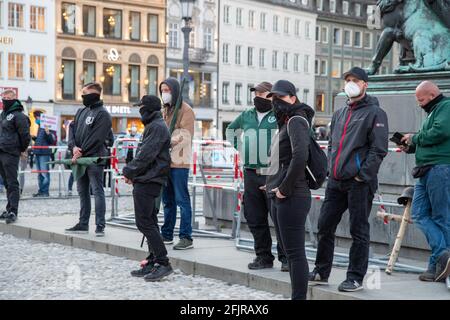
[265,80,315,300]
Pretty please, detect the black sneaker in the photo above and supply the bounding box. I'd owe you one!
[281,260,289,272]
[5,212,17,224]
[32,192,41,197]
[163,238,174,245]
[248,257,273,270]
[338,279,364,292]
[65,223,88,234]
[131,260,155,278]
[0,211,8,220]
[95,226,105,237]
[418,268,436,282]
[144,263,174,282]
[308,269,328,285]
[435,251,450,282]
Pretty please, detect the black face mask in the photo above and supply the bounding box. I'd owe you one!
[81,93,100,107]
[2,99,17,111]
[254,96,272,113]
[420,94,444,114]
[272,98,294,122]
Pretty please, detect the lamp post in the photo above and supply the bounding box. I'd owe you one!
[180,0,195,106]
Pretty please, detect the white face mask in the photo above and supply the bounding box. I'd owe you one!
[344,81,362,98]
[162,92,172,104]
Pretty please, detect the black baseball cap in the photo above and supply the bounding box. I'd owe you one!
[250,82,273,93]
[342,67,369,82]
[267,80,297,98]
[133,95,161,111]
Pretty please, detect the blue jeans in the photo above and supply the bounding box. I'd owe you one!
[161,168,193,240]
[36,155,51,194]
[411,164,450,270]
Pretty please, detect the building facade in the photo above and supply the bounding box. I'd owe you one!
[217,0,317,138]
[55,0,166,140]
[166,0,218,140]
[312,0,394,125]
[0,0,56,114]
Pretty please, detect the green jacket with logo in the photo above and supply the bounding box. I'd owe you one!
[226,108,278,169]
[412,96,450,166]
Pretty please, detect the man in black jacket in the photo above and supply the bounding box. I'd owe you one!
[65,83,112,236]
[0,89,31,224]
[309,67,389,292]
[123,95,173,282]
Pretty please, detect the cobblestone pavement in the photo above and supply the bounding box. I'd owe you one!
[0,233,285,300]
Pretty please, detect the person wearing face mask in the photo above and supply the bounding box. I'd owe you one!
[123,95,173,281]
[309,67,389,292]
[264,80,315,300]
[65,83,112,237]
[0,89,31,224]
[226,82,288,272]
[399,81,450,283]
[159,77,196,250]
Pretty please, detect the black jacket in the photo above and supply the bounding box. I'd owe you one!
[0,100,31,156]
[329,94,388,185]
[122,111,171,185]
[266,103,314,197]
[69,101,112,157]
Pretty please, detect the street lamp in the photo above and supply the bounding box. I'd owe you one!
[180,0,196,106]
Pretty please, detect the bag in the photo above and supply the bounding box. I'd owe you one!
[287,116,328,190]
[411,165,433,179]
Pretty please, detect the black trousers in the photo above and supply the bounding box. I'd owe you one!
[133,182,169,266]
[0,152,20,215]
[315,178,375,283]
[244,169,286,262]
[271,195,311,300]
[78,164,106,228]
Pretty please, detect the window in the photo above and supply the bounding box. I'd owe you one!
[259,48,265,68]
[247,84,253,105]
[30,6,45,31]
[61,3,75,34]
[315,59,319,75]
[169,23,179,48]
[321,26,328,43]
[224,6,230,24]
[223,43,229,63]
[8,53,24,79]
[343,1,349,15]
[128,64,140,102]
[330,0,336,13]
[189,27,195,47]
[284,18,290,34]
[294,54,300,72]
[343,60,352,73]
[82,61,96,85]
[30,55,45,80]
[355,3,361,17]
[222,82,229,104]
[344,29,351,46]
[364,32,372,49]
[248,10,255,28]
[321,60,328,75]
[147,66,158,95]
[303,89,309,105]
[103,64,121,95]
[103,8,122,39]
[204,27,213,52]
[305,21,311,39]
[315,93,325,112]
[83,6,96,36]
[260,12,266,31]
[235,83,242,105]
[8,2,24,28]
[317,0,323,10]
[273,15,279,33]
[354,31,362,47]
[0,53,2,78]
[283,52,289,71]
[61,59,75,100]
[129,12,141,40]
[148,14,158,43]
[0,2,3,27]
[295,20,300,37]
[248,47,254,66]
[235,45,242,65]
[304,55,310,73]
[272,50,278,69]
[315,25,320,42]
[236,8,242,26]
[333,28,341,45]
[331,59,341,78]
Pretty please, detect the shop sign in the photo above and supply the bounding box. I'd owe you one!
[105,105,131,115]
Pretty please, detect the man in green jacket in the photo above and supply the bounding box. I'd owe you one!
[401,81,450,283]
[226,82,287,271]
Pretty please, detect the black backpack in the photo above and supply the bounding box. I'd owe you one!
[287,116,328,190]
